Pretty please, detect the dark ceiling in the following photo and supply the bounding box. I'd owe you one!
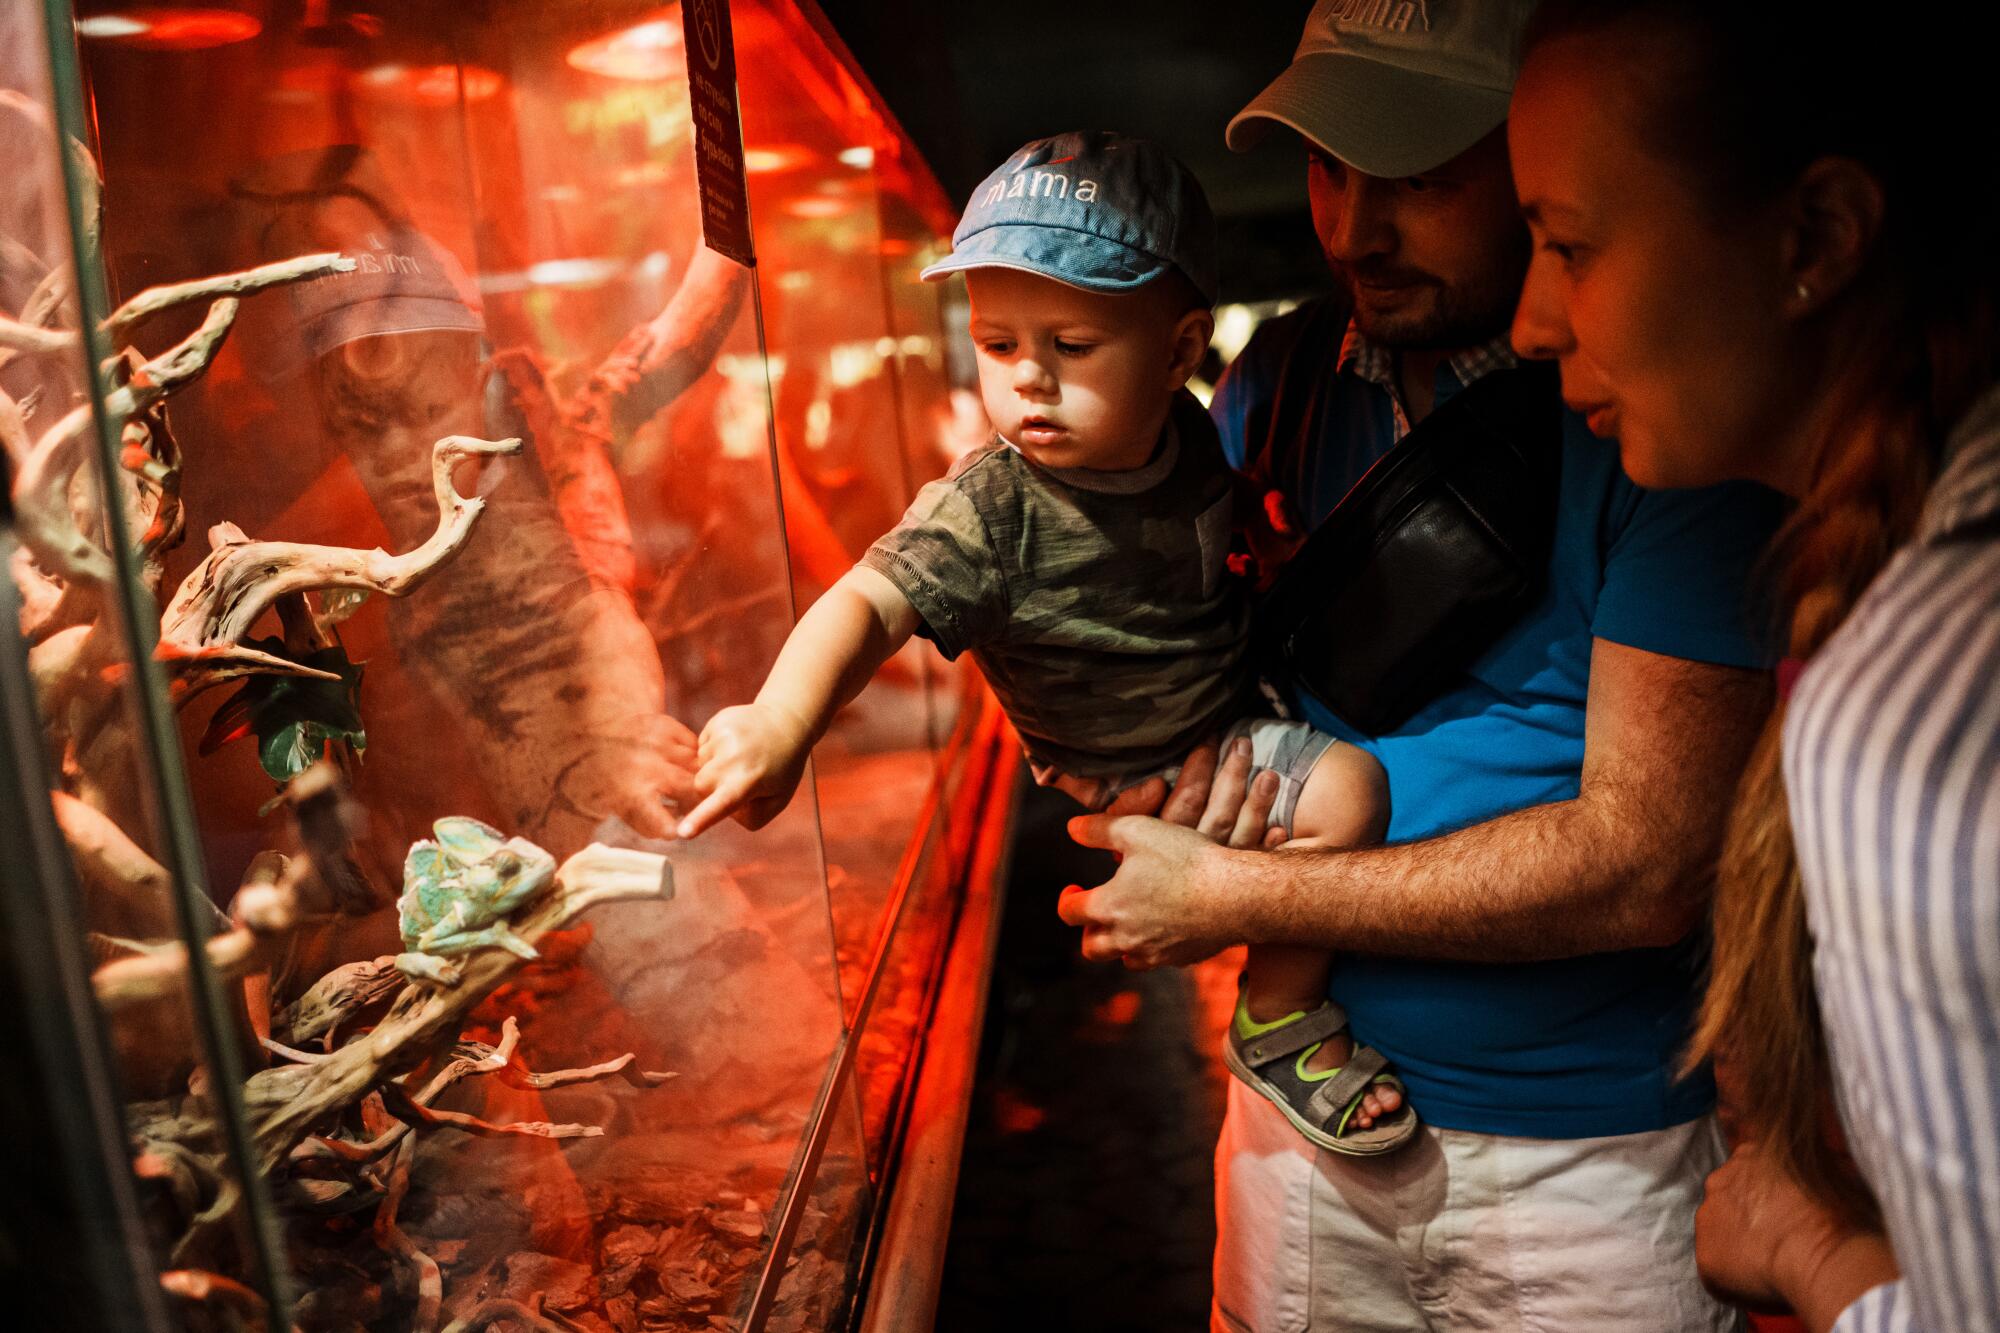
[816,0,1333,305]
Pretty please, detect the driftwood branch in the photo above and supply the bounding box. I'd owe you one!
[90,852,293,1013]
[14,259,74,347]
[506,1050,675,1091]
[374,1138,443,1333]
[0,386,32,470]
[156,434,520,700]
[289,1014,670,1179]
[242,843,672,1176]
[11,300,240,584]
[102,252,351,344]
[87,764,367,1015]
[290,1022,520,1167]
[158,1268,294,1330]
[50,789,191,940]
[11,402,113,584]
[10,544,68,641]
[261,1037,336,1065]
[8,252,352,585]
[118,377,187,596]
[377,1081,604,1142]
[0,311,74,356]
[275,956,403,1047]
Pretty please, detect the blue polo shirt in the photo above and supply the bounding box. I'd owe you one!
[1212,299,1786,1139]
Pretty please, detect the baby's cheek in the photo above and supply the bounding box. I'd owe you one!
[1060,385,1110,432]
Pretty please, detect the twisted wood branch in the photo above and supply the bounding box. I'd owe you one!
[156,434,520,700]
[8,253,352,584]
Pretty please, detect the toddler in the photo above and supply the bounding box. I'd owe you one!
[678,131,1412,1155]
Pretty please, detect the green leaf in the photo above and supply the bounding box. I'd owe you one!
[205,639,369,784]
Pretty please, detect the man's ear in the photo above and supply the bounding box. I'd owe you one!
[1165,306,1215,391]
[1782,156,1885,316]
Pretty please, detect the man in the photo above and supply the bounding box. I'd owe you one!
[1057,4,1785,1328]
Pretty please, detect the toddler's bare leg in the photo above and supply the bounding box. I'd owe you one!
[1240,741,1394,1119]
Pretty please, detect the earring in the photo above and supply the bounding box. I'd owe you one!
[1795,282,1813,302]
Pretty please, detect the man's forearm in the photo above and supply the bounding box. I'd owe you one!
[1212,642,1769,963]
[1221,784,1707,962]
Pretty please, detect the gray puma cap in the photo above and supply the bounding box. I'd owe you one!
[1228,0,1539,178]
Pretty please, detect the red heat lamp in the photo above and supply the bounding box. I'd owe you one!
[76,7,262,50]
[567,11,686,82]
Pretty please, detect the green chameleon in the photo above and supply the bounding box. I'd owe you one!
[393,817,557,987]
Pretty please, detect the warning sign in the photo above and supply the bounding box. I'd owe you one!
[683,0,755,267]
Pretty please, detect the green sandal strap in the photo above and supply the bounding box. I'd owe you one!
[1237,1000,1350,1067]
[1305,1043,1391,1130]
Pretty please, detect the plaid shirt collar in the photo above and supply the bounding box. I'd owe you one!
[1337,321,1519,434]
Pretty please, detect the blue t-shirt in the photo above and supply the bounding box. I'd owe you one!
[1212,299,1786,1139]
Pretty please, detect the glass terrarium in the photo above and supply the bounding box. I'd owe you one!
[0,2,1014,1329]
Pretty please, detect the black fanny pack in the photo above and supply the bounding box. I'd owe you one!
[1251,350,1564,736]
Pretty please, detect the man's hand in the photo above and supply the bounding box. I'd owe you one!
[1057,814,1249,969]
[1063,736,1287,969]
[676,702,813,838]
[1694,1138,1898,1330]
[1105,735,1289,847]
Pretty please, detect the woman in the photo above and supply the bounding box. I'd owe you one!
[1509,3,2000,1329]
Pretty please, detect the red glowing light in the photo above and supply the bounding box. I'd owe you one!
[356,63,505,106]
[76,8,262,50]
[742,144,813,174]
[567,12,687,82]
[991,1087,1048,1136]
[1093,991,1143,1029]
[783,196,848,220]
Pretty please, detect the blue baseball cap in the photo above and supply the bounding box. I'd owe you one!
[921,131,1218,306]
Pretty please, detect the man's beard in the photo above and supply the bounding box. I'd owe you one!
[1332,251,1527,351]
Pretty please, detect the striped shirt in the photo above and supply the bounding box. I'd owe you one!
[1789,386,2000,1332]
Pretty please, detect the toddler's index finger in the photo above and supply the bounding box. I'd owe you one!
[675,771,750,840]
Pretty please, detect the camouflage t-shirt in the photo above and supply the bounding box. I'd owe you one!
[860,392,1252,779]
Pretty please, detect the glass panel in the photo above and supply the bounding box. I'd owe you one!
[66,1,860,1326]
[6,4,281,1324]
[778,697,1006,1321]
[850,810,960,1176]
[759,1078,872,1333]
[734,0,940,1019]
[872,153,981,772]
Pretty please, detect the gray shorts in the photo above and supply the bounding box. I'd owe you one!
[1031,716,1336,837]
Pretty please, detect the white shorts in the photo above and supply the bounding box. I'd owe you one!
[1211,1079,1742,1333]
[1032,716,1336,836]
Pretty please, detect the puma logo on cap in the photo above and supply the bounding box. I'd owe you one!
[1325,0,1430,33]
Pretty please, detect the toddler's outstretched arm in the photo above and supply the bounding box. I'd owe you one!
[676,565,920,838]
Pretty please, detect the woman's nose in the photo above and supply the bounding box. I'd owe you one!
[1510,254,1574,362]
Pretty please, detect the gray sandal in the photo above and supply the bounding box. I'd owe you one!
[1223,999,1420,1156]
